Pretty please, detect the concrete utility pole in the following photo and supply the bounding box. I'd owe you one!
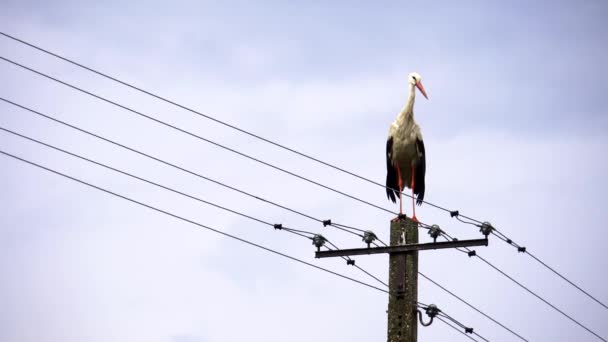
[315,216,488,342]
[387,218,418,342]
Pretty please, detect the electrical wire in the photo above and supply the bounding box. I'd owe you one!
[0,125,318,241]
[0,123,393,294]
[2,146,492,342]
[0,124,393,291]
[0,102,526,341]
[3,31,603,313]
[0,55,397,217]
[438,313,489,342]
[524,250,608,311]
[436,316,481,342]
[457,213,608,313]
[0,96,384,244]
[331,222,389,247]
[0,148,391,294]
[441,231,607,342]
[417,302,488,341]
[0,31,423,204]
[419,271,528,341]
[475,255,606,342]
[2,32,604,338]
[491,228,608,311]
[0,120,511,340]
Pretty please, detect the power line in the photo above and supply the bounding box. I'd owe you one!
[491,228,608,311]
[3,32,603,313]
[3,33,604,337]
[525,250,608,310]
[0,55,397,217]
[4,121,488,325]
[458,214,608,311]
[0,107,511,338]
[0,121,502,340]
[0,144,485,342]
[436,316,481,342]
[5,33,597,342]
[0,30,423,203]
[331,222,388,247]
[0,31,463,217]
[0,30,486,223]
[0,95,578,342]
[326,242,523,339]
[441,232,607,342]
[0,148,391,295]
[0,96,383,245]
[0,147,490,342]
[0,124,394,292]
[353,263,388,288]
[437,314,489,342]
[419,271,528,341]
[475,255,605,342]
[0,125,317,239]
[417,302,488,341]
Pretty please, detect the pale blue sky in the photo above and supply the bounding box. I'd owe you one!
[1,1,607,341]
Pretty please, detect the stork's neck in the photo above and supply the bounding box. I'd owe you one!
[397,82,416,125]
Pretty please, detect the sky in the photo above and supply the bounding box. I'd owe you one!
[0,0,607,341]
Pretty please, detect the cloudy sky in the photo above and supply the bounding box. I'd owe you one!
[1,0,607,341]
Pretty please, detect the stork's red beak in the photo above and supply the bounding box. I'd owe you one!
[416,81,429,99]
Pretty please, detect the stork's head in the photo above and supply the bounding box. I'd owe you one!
[408,72,428,100]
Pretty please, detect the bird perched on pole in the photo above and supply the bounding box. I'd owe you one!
[385,72,428,222]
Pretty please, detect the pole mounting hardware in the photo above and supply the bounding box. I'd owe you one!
[479,221,494,237]
[428,224,442,243]
[362,230,378,248]
[418,304,440,327]
[312,234,327,251]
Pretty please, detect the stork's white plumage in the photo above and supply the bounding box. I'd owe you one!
[386,72,428,221]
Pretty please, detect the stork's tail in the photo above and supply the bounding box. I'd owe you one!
[385,136,399,203]
[386,175,398,203]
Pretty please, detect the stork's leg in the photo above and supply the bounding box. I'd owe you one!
[411,165,418,222]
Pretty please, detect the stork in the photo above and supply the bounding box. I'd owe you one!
[386,72,428,222]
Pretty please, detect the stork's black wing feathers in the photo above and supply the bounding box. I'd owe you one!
[385,136,399,203]
[414,138,426,205]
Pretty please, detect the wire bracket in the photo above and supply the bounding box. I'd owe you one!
[450,210,459,217]
[504,235,527,252]
[273,223,283,230]
[312,234,327,251]
[479,221,494,237]
[428,224,442,243]
[346,259,355,266]
[418,304,440,327]
[362,230,378,248]
[322,219,332,227]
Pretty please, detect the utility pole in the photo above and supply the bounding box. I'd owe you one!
[387,217,418,342]
[315,216,489,342]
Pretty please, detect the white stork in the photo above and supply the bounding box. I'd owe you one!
[386,72,428,221]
